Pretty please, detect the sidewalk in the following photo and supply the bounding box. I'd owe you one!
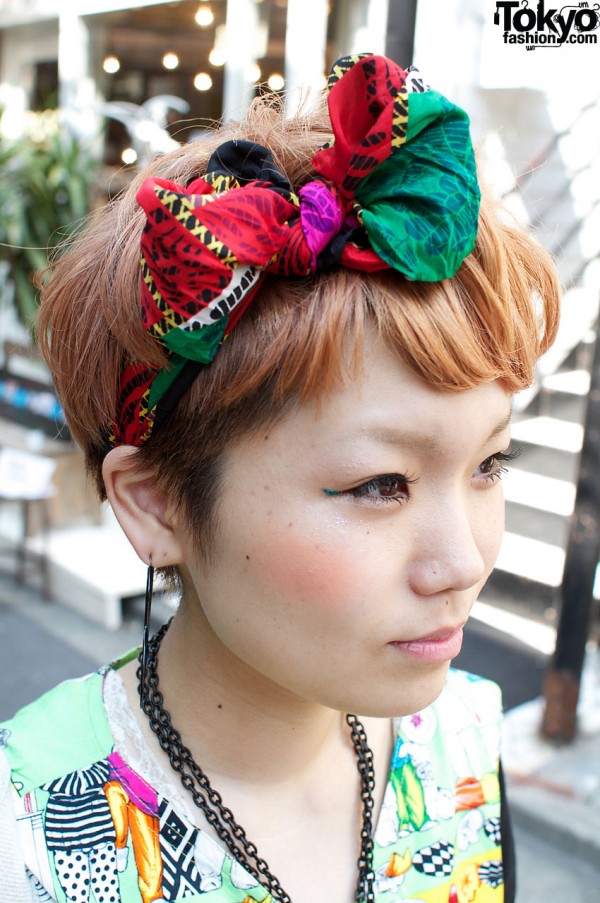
[0,567,173,717]
[503,658,600,901]
[1,567,599,901]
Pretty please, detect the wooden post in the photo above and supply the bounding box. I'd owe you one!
[385,0,418,64]
[542,309,600,742]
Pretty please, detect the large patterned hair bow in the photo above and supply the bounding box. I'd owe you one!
[112,53,480,447]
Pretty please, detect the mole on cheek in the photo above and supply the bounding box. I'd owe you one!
[245,555,251,561]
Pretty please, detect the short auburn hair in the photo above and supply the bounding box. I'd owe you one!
[37,95,561,560]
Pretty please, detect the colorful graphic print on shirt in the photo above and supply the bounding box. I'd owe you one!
[5,668,506,902]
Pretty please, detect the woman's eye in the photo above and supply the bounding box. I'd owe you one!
[324,473,416,505]
[476,448,522,483]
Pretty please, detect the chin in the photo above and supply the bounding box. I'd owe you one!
[345,663,452,720]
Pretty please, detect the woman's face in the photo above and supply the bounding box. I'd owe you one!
[181,331,511,718]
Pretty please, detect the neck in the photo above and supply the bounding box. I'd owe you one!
[154,602,355,785]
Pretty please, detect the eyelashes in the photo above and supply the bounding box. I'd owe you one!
[323,447,523,505]
[477,447,522,482]
[323,473,418,505]
[349,473,417,504]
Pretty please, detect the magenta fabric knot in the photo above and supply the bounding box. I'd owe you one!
[299,181,344,273]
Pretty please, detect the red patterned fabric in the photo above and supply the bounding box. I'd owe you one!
[110,52,480,448]
[312,54,409,197]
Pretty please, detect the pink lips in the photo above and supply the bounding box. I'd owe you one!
[389,626,464,663]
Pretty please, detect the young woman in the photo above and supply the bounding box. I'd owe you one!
[0,54,560,902]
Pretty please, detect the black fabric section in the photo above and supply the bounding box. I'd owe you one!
[100,429,114,456]
[152,359,205,436]
[315,223,367,272]
[499,760,516,903]
[204,140,292,197]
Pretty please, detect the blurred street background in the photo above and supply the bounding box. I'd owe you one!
[1,1,600,900]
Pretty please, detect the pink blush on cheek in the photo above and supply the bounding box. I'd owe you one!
[242,533,365,614]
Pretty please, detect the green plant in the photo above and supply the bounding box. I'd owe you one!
[0,111,98,326]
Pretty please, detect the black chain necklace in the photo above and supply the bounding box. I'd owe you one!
[137,621,376,902]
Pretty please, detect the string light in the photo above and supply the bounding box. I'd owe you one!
[121,147,137,165]
[194,72,213,92]
[267,73,285,91]
[195,5,214,27]
[209,46,227,66]
[246,63,261,83]
[162,52,179,70]
[102,55,120,74]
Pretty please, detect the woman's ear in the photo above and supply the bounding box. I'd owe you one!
[102,446,184,567]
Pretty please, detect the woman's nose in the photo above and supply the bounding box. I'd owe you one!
[407,501,488,597]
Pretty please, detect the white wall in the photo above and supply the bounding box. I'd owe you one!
[0,20,59,137]
[412,0,484,112]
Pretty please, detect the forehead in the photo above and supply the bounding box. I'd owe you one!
[314,344,508,445]
[227,333,511,472]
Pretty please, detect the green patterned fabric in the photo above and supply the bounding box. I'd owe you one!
[1,668,508,902]
[112,55,483,448]
[357,91,480,281]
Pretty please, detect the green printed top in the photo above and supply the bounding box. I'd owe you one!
[0,659,510,902]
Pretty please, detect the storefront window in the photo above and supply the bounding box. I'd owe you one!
[88,0,288,165]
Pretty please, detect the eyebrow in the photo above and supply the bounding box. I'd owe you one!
[354,409,513,453]
[486,410,513,441]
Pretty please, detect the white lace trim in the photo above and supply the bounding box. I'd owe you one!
[102,670,259,889]
[103,669,200,827]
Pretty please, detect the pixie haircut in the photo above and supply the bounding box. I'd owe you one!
[38,96,561,560]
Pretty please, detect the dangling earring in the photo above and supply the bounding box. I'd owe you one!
[140,558,154,709]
